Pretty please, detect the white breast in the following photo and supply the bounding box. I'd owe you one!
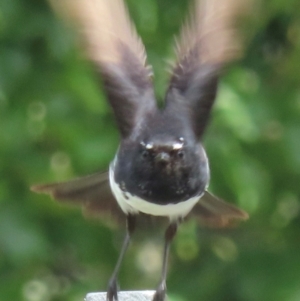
[109,163,201,221]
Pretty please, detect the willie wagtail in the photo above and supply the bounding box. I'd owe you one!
[31,0,250,300]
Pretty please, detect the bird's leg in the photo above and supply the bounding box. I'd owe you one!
[153,221,179,301]
[107,214,136,301]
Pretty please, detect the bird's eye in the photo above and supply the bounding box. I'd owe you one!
[177,151,184,158]
[142,150,150,158]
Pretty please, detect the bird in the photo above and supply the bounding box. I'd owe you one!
[31,0,250,300]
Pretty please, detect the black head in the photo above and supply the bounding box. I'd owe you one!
[139,135,185,173]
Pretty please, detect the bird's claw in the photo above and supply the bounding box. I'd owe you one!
[106,278,119,301]
[152,282,167,301]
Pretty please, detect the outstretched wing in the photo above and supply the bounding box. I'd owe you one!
[165,0,249,138]
[31,172,164,227]
[31,172,124,223]
[191,191,249,227]
[50,0,157,138]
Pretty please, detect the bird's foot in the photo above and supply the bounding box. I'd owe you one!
[106,277,119,301]
[152,282,167,301]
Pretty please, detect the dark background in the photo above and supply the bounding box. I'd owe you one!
[1,0,300,300]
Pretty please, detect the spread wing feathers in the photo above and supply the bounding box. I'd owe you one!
[191,191,249,227]
[175,0,245,67]
[49,0,156,138]
[31,171,248,228]
[31,172,124,223]
[165,0,249,138]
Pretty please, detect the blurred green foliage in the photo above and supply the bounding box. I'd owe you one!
[1,0,300,300]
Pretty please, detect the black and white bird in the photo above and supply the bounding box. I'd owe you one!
[31,0,250,300]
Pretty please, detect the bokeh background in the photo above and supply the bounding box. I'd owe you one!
[1,0,300,300]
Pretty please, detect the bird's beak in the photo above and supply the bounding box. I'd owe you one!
[155,152,170,165]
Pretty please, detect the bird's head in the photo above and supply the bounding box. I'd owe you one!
[114,133,209,203]
[139,135,186,174]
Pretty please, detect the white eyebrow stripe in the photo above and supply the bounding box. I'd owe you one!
[173,143,183,150]
[141,141,183,150]
[146,143,153,149]
[140,141,153,149]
